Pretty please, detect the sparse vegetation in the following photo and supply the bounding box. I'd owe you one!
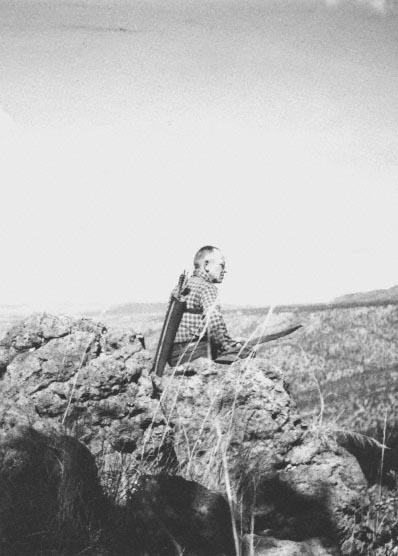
[1,301,398,555]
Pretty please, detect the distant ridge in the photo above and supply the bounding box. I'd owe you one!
[103,302,166,315]
[1,286,398,322]
[232,286,398,316]
[333,284,398,305]
[97,302,247,316]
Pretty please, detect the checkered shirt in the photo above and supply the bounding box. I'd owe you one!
[172,269,233,350]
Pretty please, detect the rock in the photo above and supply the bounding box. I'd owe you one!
[0,314,368,554]
[0,314,175,497]
[123,474,236,556]
[0,426,105,553]
[160,358,368,552]
[0,313,76,375]
[242,534,340,556]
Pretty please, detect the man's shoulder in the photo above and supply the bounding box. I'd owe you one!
[187,278,219,305]
[188,275,217,291]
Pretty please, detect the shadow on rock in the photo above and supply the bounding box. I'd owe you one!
[0,426,106,555]
[116,474,237,556]
[251,477,338,542]
[0,428,237,556]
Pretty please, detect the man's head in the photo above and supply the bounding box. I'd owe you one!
[194,246,226,283]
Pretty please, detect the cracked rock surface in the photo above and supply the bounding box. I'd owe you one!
[161,359,368,551]
[0,314,174,493]
[0,314,368,554]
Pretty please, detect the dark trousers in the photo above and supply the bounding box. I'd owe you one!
[168,339,216,367]
[167,340,251,367]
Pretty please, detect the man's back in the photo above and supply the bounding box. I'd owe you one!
[173,268,232,351]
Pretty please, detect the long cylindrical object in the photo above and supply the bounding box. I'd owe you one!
[151,296,186,376]
[151,272,188,376]
[245,324,302,348]
[214,324,302,365]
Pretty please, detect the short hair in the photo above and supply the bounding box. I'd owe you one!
[194,245,219,268]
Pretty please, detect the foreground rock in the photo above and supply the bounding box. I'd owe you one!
[0,314,368,554]
[0,427,237,556]
[0,426,105,554]
[0,313,174,496]
[161,359,368,552]
[242,535,340,556]
[0,427,336,556]
[123,474,237,556]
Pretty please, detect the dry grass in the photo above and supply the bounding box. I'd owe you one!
[3,303,398,555]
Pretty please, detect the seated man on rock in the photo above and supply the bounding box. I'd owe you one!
[167,245,253,367]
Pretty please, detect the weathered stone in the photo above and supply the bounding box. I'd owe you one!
[0,314,369,554]
[0,426,105,553]
[124,474,236,556]
[0,314,175,495]
[242,534,340,556]
[160,358,368,552]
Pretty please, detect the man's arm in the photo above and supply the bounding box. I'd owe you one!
[201,284,234,350]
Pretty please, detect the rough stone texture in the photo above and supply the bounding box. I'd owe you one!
[0,314,368,554]
[0,426,105,554]
[160,359,368,551]
[0,314,174,495]
[123,474,236,556]
[242,535,340,556]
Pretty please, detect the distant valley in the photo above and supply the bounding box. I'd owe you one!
[1,285,398,340]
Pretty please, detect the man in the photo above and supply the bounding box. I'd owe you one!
[167,246,253,366]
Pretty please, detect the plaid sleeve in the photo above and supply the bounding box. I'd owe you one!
[201,284,233,350]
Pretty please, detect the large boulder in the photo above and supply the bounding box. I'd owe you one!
[160,359,368,552]
[0,426,105,554]
[0,314,175,496]
[122,474,237,556]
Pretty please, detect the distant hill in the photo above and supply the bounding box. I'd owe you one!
[102,302,167,316]
[334,285,398,305]
[2,286,398,327]
[94,302,251,317]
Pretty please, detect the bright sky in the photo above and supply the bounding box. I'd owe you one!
[0,0,397,309]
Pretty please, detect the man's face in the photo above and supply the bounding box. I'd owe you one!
[204,250,226,283]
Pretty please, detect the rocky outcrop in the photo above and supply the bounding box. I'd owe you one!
[0,426,105,554]
[0,313,174,496]
[160,359,368,550]
[0,427,335,556]
[124,474,237,556]
[0,314,368,554]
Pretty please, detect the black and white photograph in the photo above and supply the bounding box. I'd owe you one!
[1,0,398,554]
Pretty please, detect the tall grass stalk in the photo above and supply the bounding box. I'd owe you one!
[62,333,95,426]
[299,346,325,427]
[184,391,222,477]
[378,410,388,501]
[247,482,256,556]
[215,420,241,556]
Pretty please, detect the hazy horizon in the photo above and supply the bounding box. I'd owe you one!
[2,281,398,315]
